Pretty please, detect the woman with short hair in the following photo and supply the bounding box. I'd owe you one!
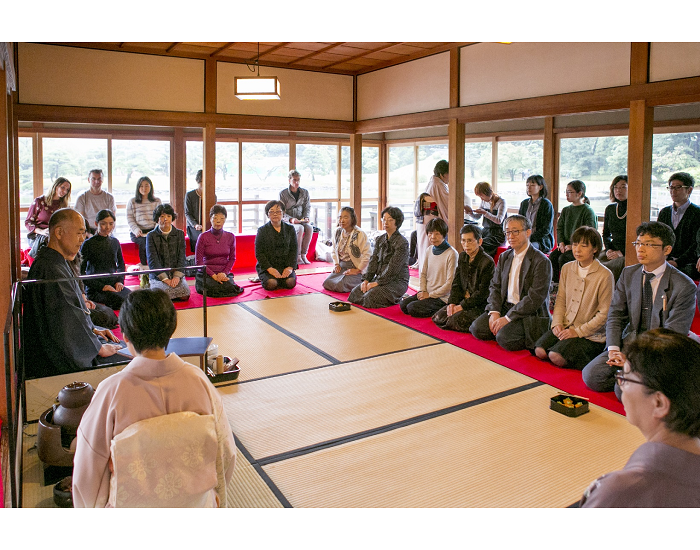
[255,200,298,291]
[80,209,131,310]
[466,181,507,258]
[534,226,613,370]
[194,204,243,298]
[323,206,371,293]
[518,174,554,252]
[348,206,409,309]
[581,329,700,507]
[145,203,190,301]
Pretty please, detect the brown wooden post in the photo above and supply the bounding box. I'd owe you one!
[450,47,460,109]
[543,116,560,241]
[626,100,653,266]
[202,123,216,231]
[205,58,217,115]
[350,133,362,216]
[172,128,186,232]
[448,119,465,251]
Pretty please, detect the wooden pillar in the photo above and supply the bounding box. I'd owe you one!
[543,116,560,238]
[448,119,465,251]
[349,133,362,216]
[205,58,217,114]
[626,100,653,265]
[172,128,186,231]
[449,47,460,109]
[0,65,10,422]
[378,142,388,225]
[202,123,216,231]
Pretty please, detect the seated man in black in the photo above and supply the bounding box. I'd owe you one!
[469,214,552,351]
[23,208,125,379]
[658,172,700,280]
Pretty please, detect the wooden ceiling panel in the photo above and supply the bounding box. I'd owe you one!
[47,42,470,75]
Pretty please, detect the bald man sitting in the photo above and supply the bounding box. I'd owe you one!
[23,208,126,379]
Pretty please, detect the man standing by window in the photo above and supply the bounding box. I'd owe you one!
[74,169,116,235]
[658,172,700,280]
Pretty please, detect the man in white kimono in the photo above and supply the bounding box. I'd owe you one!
[73,288,236,507]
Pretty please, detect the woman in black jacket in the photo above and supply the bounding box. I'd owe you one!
[518,174,554,253]
[146,204,190,301]
[255,200,298,290]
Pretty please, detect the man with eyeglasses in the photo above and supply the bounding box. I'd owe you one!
[469,214,552,351]
[582,221,697,399]
[74,169,116,235]
[658,172,700,280]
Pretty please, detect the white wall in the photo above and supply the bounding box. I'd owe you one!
[650,43,700,82]
[18,43,204,112]
[217,63,353,121]
[357,53,450,120]
[460,43,631,106]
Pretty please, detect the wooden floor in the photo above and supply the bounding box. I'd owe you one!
[20,292,645,508]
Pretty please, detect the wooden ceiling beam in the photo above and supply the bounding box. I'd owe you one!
[355,42,477,75]
[254,42,291,59]
[210,42,236,57]
[166,42,181,53]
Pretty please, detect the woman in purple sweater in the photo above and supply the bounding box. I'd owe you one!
[194,204,243,297]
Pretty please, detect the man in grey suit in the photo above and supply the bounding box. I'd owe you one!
[470,214,552,351]
[582,221,698,398]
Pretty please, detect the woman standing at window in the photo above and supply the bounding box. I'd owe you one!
[415,160,449,271]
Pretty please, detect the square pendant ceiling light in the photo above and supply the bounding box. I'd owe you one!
[234,76,281,100]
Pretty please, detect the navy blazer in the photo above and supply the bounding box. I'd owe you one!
[658,202,700,269]
[486,244,552,322]
[607,262,697,349]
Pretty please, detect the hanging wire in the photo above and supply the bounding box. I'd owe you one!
[245,42,260,75]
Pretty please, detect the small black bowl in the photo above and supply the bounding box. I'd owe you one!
[329,301,351,312]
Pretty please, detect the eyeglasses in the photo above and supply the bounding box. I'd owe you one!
[614,370,647,389]
[504,229,523,237]
[268,209,283,215]
[632,241,663,249]
[667,185,690,191]
[462,238,478,245]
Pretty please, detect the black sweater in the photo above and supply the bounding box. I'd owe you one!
[79,234,126,291]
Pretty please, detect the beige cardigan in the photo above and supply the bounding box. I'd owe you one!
[552,259,614,343]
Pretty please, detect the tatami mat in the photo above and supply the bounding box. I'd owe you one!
[244,293,438,362]
[172,303,331,381]
[221,343,534,460]
[261,384,646,508]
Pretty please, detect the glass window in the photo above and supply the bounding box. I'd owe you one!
[650,131,700,219]
[216,142,239,202]
[362,146,380,231]
[241,203,266,234]
[464,141,493,210]
[112,139,171,206]
[559,136,628,215]
[241,142,289,202]
[19,136,33,207]
[340,145,350,201]
[42,137,108,198]
[186,140,203,190]
[309,201,339,241]
[418,143,449,188]
[296,144,338,200]
[388,145,415,235]
[496,140,543,211]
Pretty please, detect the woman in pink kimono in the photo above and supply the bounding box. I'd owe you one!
[415,160,449,271]
[72,289,236,507]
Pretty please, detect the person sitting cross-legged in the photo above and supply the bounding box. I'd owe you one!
[72,289,236,508]
[433,224,495,333]
[581,221,698,400]
[400,218,457,318]
[469,214,552,352]
[534,226,614,370]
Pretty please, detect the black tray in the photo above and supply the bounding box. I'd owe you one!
[207,364,240,384]
[329,301,351,312]
[550,394,589,417]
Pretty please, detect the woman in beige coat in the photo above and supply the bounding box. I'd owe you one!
[534,226,614,370]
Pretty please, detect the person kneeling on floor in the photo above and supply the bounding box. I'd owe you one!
[400,217,457,318]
